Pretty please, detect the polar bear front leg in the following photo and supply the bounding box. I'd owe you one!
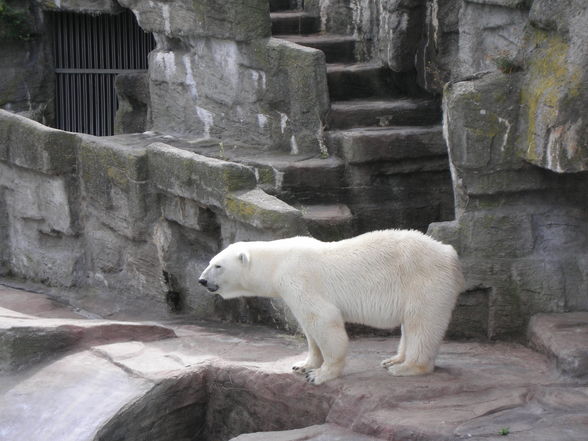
[302,309,349,385]
[292,333,323,374]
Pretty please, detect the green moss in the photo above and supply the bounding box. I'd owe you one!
[0,0,35,41]
[224,190,299,230]
[492,56,523,74]
[255,166,276,186]
[469,115,501,139]
[222,166,256,191]
[520,30,582,160]
[106,167,129,189]
[225,197,258,221]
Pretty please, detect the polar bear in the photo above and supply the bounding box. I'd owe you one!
[199,229,464,385]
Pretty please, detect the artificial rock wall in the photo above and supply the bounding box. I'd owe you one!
[2,0,587,340]
[0,0,54,125]
[306,0,426,72]
[117,0,329,155]
[0,109,305,329]
[427,0,588,338]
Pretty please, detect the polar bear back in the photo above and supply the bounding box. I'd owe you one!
[250,230,464,330]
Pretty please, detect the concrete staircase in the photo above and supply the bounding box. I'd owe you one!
[269,0,454,238]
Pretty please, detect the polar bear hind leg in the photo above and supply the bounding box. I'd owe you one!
[381,325,406,368]
[386,310,450,376]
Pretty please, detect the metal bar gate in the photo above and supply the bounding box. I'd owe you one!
[50,10,155,136]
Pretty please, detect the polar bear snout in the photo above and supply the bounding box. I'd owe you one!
[198,277,219,292]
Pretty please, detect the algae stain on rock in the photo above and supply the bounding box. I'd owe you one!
[519,29,582,168]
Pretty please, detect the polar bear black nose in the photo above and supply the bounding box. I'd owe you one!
[199,278,208,287]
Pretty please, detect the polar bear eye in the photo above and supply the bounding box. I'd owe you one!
[214,265,222,269]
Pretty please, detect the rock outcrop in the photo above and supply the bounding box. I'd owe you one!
[0,110,306,330]
[1,286,588,441]
[116,0,329,155]
[426,0,588,338]
[0,0,54,124]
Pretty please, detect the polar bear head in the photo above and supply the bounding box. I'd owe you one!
[199,243,252,299]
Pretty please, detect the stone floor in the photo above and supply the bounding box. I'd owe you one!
[1,282,587,441]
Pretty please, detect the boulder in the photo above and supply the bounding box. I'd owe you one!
[528,312,588,378]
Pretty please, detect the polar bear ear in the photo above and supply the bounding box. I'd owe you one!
[238,251,250,265]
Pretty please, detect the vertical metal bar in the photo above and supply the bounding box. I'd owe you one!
[88,74,94,135]
[129,11,134,69]
[108,75,118,136]
[100,74,105,136]
[82,14,86,68]
[97,14,103,69]
[103,75,112,135]
[83,74,89,133]
[85,14,90,69]
[73,13,78,69]
[80,74,84,133]
[111,13,116,69]
[59,74,64,131]
[68,13,74,69]
[75,74,80,133]
[56,73,61,130]
[131,11,137,69]
[117,13,123,70]
[73,74,78,133]
[62,74,66,131]
[64,74,69,132]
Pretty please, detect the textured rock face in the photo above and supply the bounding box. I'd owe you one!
[114,72,151,135]
[428,0,588,338]
[306,0,426,72]
[416,0,461,92]
[39,0,122,14]
[0,110,306,329]
[457,1,528,78]
[417,0,527,93]
[529,312,588,379]
[517,0,588,173]
[0,1,54,124]
[117,0,329,154]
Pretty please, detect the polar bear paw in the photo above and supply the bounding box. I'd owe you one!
[292,364,309,374]
[386,363,433,376]
[380,355,404,368]
[303,365,342,385]
[292,361,318,374]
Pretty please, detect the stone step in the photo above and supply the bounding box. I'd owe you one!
[327,125,447,164]
[213,148,347,205]
[271,12,320,35]
[528,312,588,378]
[327,63,423,100]
[301,204,354,242]
[269,0,294,12]
[279,34,356,63]
[328,98,442,130]
[251,156,347,205]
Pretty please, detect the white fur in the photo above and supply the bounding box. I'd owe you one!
[199,230,465,385]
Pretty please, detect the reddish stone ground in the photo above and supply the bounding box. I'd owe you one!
[1,282,587,441]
